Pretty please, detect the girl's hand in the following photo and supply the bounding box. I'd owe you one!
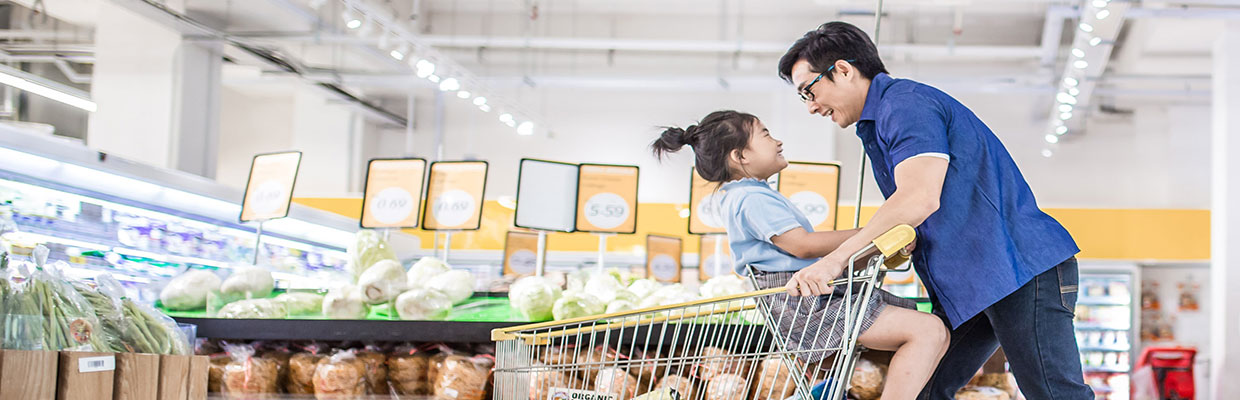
[785,257,846,297]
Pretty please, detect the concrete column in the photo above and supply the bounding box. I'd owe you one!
[170,42,223,178]
[290,88,355,195]
[1210,20,1240,400]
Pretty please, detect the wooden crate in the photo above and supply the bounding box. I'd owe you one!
[114,353,160,400]
[57,351,116,400]
[0,350,58,399]
[157,355,191,400]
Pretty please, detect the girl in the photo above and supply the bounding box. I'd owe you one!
[651,110,949,400]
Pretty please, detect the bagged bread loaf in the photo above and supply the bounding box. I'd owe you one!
[313,350,367,398]
[956,386,1013,400]
[434,354,493,400]
[655,375,697,400]
[577,345,622,383]
[530,368,586,400]
[696,347,747,381]
[259,345,293,391]
[753,355,800,400]
[208,354,230,393]
[357,348,390,395]
[626,347,665,389]
[969,373,1018,398]
[387,346,432,395]
[429,346,455,388]
[705,373,750,400]
[287,350,326,395]
[222,345,280,397]
[594,367,642,400]
[849,358,886,400]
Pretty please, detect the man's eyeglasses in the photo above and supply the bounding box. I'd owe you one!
[799,59,856,103]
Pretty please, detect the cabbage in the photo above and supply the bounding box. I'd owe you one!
[627,279,660,299]
[509,276,562,321]
[394,288,453,320]
[347,230,398,281]
[274,292,325,316]
[552,290,604,320]
[220,266,274,301]
[160,269,222,310]
[700,275,751,298]
[638,284,699,309]
[566,270,590,291]
[405,257,450,288]
[358,259,407,304]
[425,269,475,305]
[584,271,626,303]
[605,299,637,314]
[322,285,368,319]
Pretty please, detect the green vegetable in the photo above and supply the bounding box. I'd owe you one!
[552,290,604,321]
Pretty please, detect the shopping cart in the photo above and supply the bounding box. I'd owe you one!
[492,225,916,400]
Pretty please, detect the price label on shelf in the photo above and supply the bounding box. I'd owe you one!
[240,151,302,222]
[361,158,426,228]
[503,230,541,276]
[698,235,734,281]
[647,235,683,283]
[575,164,639,233]
[423,161,488,230]
[777,162,841,232]
[688,168,726,234]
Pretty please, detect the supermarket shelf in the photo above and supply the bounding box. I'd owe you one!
[1084,365,1131,373]
[1077,297,1132,306]
[174,317,525,343]
[1079,345,1132,352]
[1075,322,1132,330]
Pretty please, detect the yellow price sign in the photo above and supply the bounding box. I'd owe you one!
[423,161,488,231]
[240,151,302,222]
[575,164,639,234]
[503,231,541,277]
[698,235,735,281]
[776,161,841,232]
[647,235,683,283]
[688,167,726,234]
[360,158,427,229]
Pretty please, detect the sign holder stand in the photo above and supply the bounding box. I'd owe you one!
[594,233,614,272]
[535,230,548,277]
[711,233,725,275]
[441,231,458,264]
[252,220,267,265]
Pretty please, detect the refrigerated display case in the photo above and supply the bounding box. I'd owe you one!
[1076,263,1141,400]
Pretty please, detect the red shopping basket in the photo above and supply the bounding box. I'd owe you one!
[1134,346,1196,400]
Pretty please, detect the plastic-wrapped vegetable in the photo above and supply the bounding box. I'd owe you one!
[217,299,288,319]
[553,290,605,321]
[275,292,325,316]
[606,289,641,314]
[70,280,127,353]
[313,350,367,398]
[222,344,280,396]
[23,248,106,351]
[3,261,43,350]
[395,288,452,321]
[406,257,450,287]
[159,269,222,311]
[426,270,475,305]
[638,284,699,312]
[322,285,368,320]
[628,279,660,299]
[699,275,751,298]
[585,271,626,303]
[348,230,398,281]
[509,276,562,322]
[220,266,274,301]
[358,259,407,304]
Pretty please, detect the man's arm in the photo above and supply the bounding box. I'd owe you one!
[785,156,948,296]
[771,228,861,259]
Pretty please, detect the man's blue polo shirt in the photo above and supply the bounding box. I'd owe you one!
[855,73,1079,328]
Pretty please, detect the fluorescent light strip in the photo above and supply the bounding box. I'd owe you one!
[0,67,97,112]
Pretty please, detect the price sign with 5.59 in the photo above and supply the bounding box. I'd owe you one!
[423,161,488,230]
[503,230,541,276]
[240,151,302,222]
[575,164,639,234]
[688,168,727,234]
[360,158,427,229]
[776,161,841,232]
[647,235,683,283]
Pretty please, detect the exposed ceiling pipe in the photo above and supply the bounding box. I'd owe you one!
[51,57,90,84]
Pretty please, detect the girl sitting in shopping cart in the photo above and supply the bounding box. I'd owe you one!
[652,110,950,400]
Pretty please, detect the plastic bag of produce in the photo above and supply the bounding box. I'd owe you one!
[2,261,44,351]
[699,275,751,298]
[955,386,1012,400]
[407,257,451,286]
[655,375,697,400]
[553,290,605,321]
[322,285,368,320]
[705,373,750,400]
[387,345,432,395]
[313,349,367,398]
[159,269,221,311]
[69,279,126,353]
[509,276,562,322]
[222,344,280,397]
[348,230,398,281]
[25,249,108,352]
[594,367,642,400]
[287,343,326,395]
[395,287,453,320]
[849,358,886,400]
[434,354,493,400]
[275,291,325,317]
[100,275,192,355]
[359,259,407,304]
[220,266,274,301]
[753,355,800,400]
[628,279,660,299]
[357,347,390,395]
[426,269,475,305]
[217,299,288,320]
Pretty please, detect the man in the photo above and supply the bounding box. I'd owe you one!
[776,21,1093,399]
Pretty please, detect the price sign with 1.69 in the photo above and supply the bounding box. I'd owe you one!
[240,151,302,222]
[361,158,426,228]
[423,161,488,231]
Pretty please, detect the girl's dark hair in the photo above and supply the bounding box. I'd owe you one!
[778,21,887,84]
[651,110,758,183]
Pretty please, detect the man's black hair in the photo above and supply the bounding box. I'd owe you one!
[778,21,888,84]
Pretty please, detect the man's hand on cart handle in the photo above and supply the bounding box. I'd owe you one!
[785,256,847,297]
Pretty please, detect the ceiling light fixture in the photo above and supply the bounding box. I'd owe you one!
[1074,60,1089,69]
[1079,23,1094,33]
[1068,87,1080,96]
[1056,125,1068,135]
[479,104,491,112]
[428,74,440,83]
[0,66,97,112]
[1064,77,1079,87]
[1060,112,1073,120]
[1090,37,1103,46]
[1057,92,1078,104]
[473,97,487,106]
[457,90,471,99]
[439,77,460,92]
[499,113,514,124]
[517,121,535,136]
[1059,104,1073,113]
[1042,149,1054,158]
[1072,48,1085,58]
[1096,10,1110,20]
[1045,134,1060,144]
